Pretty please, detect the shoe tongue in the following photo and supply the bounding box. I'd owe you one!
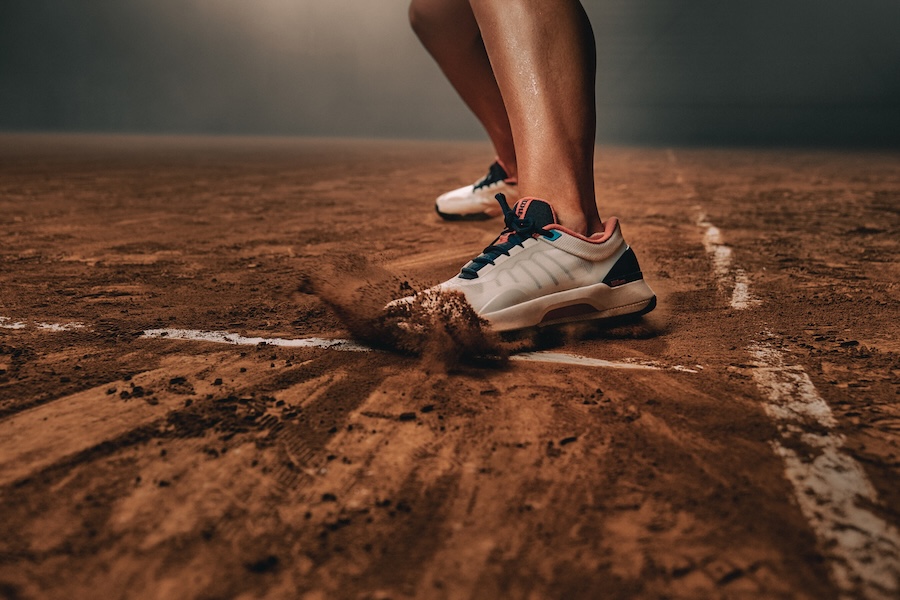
[513,198,557,228]
[460,196,559,279]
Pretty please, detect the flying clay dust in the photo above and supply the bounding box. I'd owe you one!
[298,256,507,368]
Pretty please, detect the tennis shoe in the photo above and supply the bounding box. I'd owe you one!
[435,160,519,221]
[399,194,657,332]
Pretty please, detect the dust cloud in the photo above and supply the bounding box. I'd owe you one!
[298,256,507,369]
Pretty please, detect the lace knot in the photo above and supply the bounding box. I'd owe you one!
[458,194,553,280]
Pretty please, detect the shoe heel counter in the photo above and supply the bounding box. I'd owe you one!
[603,246,644,287]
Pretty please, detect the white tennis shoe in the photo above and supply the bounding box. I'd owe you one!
[435,160,519,221]
[399,194,657,332]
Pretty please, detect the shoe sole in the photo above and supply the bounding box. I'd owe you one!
[482,279,657,332]
[538,295,657,329]
[435,203,495,221]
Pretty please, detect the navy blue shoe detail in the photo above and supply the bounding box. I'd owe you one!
[602,247,644,287]
[473,161,510,191]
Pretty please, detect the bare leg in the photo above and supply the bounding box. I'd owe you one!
[408,0,517,177]
[469,0,600,235]
[398,0,655,330]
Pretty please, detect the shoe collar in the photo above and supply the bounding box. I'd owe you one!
[512,196,619,244]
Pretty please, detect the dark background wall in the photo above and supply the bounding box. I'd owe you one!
[1,0,898,146]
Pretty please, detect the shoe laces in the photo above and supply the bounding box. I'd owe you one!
[459,194,554,280]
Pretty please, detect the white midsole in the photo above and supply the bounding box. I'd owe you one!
[481,279,656,332]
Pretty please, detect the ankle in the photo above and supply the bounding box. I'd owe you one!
[553,210,590,236]
[496,156,517,180]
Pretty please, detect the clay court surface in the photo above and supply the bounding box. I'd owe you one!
[0,134,898,599]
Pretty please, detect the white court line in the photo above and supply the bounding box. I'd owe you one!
[36,322,85,332]
[693,208,900,598]
[513,351,660,371]
[141,327,696,372]
[1,316,85,331]
[750,338,900,600]
[697,214,761,310]
[512,352,700,373]
[0,317,696,372]
[142,328,373,352]
[0,317,27,329]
